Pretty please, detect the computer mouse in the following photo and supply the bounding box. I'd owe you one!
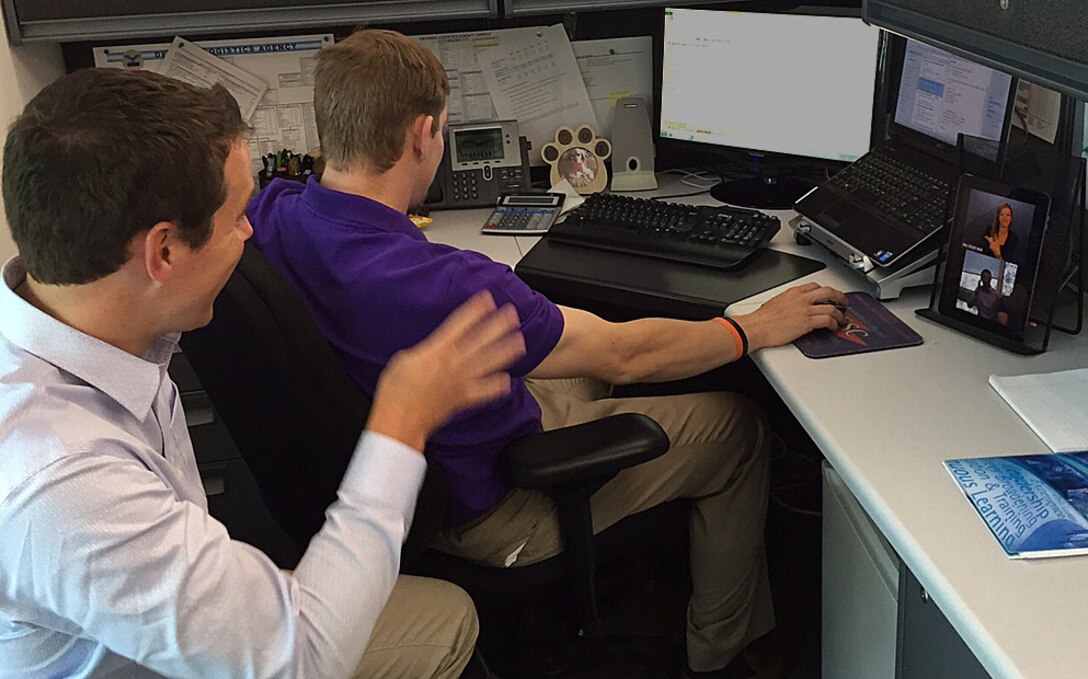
[818,299,849,312]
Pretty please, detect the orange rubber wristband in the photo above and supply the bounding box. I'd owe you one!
[713,316,746,358]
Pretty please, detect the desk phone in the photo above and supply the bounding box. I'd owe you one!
[425,120,531,209]
[481,193,565,235]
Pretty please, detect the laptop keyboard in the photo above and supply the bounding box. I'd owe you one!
[828,152,952,234]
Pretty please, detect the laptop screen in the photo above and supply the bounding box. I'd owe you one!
[893,39,1014,147]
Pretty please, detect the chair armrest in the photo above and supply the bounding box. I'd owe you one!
[500,413,669,491]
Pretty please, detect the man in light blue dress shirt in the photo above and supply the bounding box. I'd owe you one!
[0,68,524,678]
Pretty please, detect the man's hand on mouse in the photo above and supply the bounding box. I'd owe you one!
[732,282,848,351]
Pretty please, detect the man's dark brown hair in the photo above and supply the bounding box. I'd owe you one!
[3,68,247,285]
[314,29,449,172]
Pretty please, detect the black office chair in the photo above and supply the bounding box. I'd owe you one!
[179,244,689,672]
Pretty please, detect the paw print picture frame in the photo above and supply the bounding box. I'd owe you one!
[541,125,612,195]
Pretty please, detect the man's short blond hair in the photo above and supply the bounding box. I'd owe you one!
[315,29,449,171]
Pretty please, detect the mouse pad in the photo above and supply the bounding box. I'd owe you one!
[794,291,923,358]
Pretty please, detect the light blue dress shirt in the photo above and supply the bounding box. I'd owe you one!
[0,257,428,678]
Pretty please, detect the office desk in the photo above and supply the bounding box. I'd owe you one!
[424,177,1088,679]
[730,239,1088,679]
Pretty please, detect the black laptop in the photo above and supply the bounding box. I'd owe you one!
[794,38,1015,273]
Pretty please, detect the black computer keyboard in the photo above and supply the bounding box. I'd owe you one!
[546,193,781,270]
[828,152,951,234]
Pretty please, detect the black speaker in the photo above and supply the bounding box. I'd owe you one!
[864,0,1088,100]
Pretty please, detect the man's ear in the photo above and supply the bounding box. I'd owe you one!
[410,113,436,158]
[141,221,180,284]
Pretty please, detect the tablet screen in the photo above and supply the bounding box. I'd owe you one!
[938,176,1050,338]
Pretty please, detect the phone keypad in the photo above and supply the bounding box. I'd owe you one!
[452,172,479,202]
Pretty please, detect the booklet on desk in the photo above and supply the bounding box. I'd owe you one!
[989,368,1088,452]
[945,452,1088,558]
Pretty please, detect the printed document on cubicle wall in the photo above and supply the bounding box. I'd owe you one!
[414,27,541,125]
[1012,80,1061,144]
[158,38,268,121]
[415,27,651,164]
[573,36,653,140]
[477,25,599,165]
[93,34,333,173]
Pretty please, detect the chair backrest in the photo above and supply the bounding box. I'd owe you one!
[180,244,446,559]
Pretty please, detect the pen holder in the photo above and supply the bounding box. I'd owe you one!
[258,150,321,189]
[258,169,314,189]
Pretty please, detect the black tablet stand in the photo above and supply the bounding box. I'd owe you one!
[917,134,1086,355]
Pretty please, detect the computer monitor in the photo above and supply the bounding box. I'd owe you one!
[891,38,1015,153]
[660,7,882,208]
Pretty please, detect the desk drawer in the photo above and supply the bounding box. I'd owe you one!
[822,462,899,679]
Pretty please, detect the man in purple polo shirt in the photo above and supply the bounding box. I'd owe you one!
[248,29,848,679]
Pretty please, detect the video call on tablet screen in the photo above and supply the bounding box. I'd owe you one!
[939,176,1050,338]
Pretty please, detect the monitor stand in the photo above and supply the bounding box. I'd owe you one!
[711,175,816,210]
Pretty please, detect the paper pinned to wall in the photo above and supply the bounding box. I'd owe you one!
[414,28,541,125]
[94,34,332,172]
[572,36,653,140]
[1012,80,1061,144]
[477,25,598,165]
[159,37,268,121]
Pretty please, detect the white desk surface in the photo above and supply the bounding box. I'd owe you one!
[424,206,541,266]
[425,176,1088,679]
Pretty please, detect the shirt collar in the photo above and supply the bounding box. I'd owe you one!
[0,257,177,419]
[298,176,423,239]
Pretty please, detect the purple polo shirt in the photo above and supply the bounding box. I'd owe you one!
[247,178,565,525]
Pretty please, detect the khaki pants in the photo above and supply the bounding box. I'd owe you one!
[352,575,479,678]
[435,378,774,672]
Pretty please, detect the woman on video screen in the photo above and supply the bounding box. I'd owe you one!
[981,202,1019,261]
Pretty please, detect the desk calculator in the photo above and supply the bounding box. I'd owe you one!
[481,193,565,235]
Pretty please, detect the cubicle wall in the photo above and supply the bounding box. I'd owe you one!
[4,0,498,43]
[5,0,753,44]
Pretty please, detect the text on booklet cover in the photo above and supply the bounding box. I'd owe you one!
[945,452,1088,558]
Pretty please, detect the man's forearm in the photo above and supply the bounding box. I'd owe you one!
[599,317,741,384]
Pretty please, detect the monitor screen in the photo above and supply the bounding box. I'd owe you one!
[893,40,1014,147]
[660,8,881,163]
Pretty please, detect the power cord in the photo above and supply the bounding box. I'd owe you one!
[650,188,715,201]
[768,433,822,518]
[658,168,722,190]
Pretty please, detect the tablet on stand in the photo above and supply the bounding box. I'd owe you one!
[916,135,1086,355]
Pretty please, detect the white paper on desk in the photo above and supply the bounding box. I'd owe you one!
[415,28,541,125]
[1012,80,1061,144]
[550,178,585,216]
[97,35,332,173]
[159,37,268,122]
[989,368,1088,452]
[477,25,598,167]
[573,36,653,140]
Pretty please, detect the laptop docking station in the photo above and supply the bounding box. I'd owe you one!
[789,215,937,300]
